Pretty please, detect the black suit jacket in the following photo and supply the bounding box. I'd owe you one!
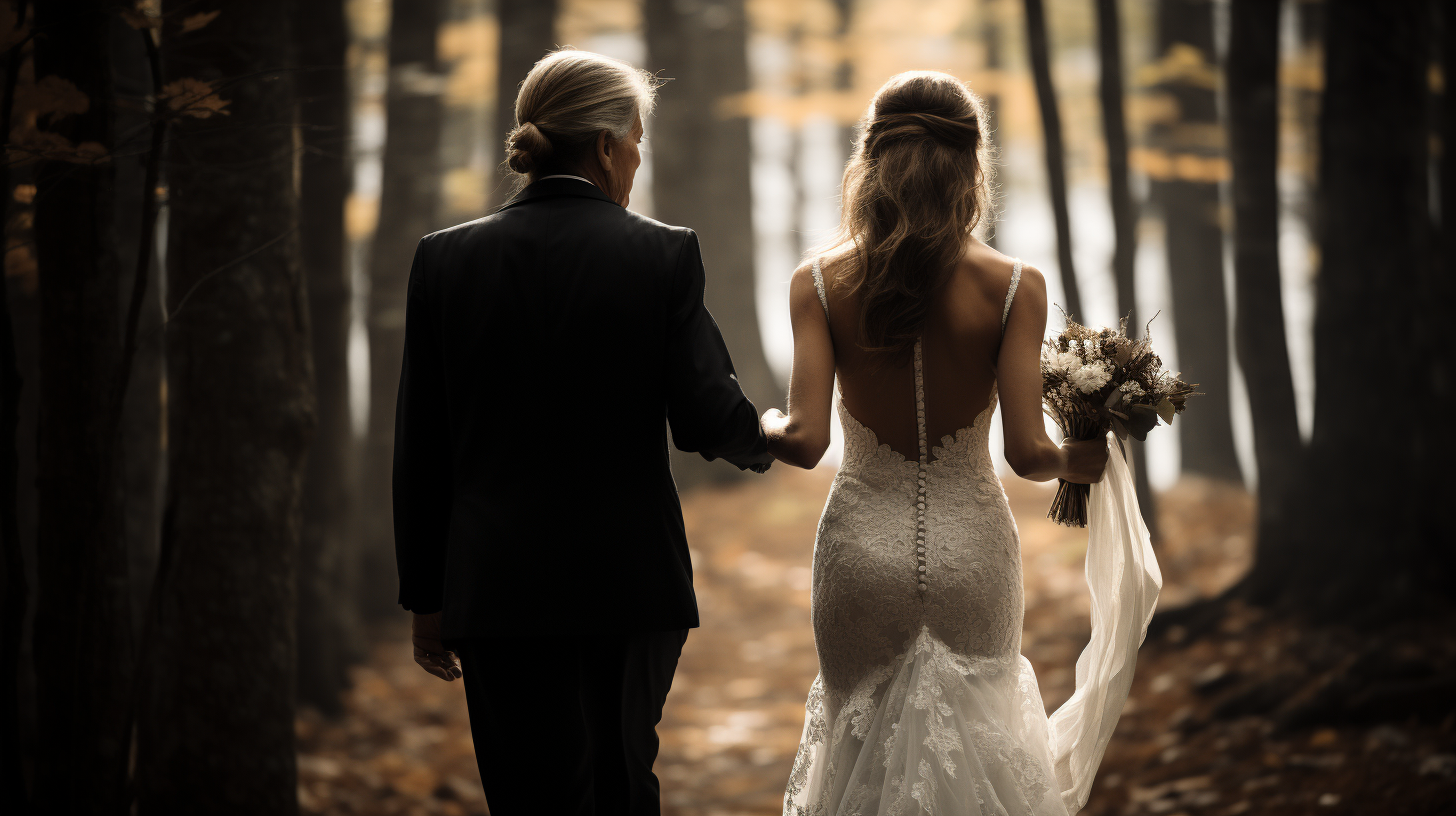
[392,177,771,639]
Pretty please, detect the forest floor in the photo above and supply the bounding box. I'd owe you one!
[296,466,1456,816]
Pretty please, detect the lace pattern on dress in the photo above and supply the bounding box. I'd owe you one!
[786,258,1066,816]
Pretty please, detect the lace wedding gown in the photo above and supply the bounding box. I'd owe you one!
[784,260,1162,816]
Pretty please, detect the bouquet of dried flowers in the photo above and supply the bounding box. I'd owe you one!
[1041,316,1196,527]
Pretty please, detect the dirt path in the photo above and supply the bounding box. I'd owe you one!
[307,466,1456,816]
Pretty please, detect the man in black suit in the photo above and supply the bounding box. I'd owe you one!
[392,49,771,816]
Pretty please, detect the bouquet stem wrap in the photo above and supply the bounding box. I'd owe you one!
[1047,414,1100,527]
[1047,436,1163,813]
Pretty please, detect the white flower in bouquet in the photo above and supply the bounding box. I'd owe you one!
[1119,380,1145,397]
[1069,362,1111,394]
[1051,351,1082,374]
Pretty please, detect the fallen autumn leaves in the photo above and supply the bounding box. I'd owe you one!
[296,467,1456,815]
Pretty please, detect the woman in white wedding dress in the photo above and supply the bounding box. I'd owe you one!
[761,72,1158,816]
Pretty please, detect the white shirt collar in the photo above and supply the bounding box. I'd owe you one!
[539,174,597,189]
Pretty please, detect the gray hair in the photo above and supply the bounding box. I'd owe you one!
[505,48,661,177]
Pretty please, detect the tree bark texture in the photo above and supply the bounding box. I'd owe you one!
[294,0,361,715]
[1248,0,1450,615]
[138,1,314,811]
[1023,0,1083,321]
[30,4,133,812]
[645,0,781,488]
[1226,0,1303,600]
[1093,0,1157,538]
[107,2,167,654]
[493,0,556,208]
[0,1,29,802]
[360,0,446,620]
[1437,0,1456,466]
[1151,0,1241,482]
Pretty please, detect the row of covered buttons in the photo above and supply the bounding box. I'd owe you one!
[914,340,929,594]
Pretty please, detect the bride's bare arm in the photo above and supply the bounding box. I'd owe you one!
[996,266,1106,483]
[762,262,835,468]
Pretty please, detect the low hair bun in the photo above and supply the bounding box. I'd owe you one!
[506,121,554,174]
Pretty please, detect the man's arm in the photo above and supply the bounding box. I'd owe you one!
[664,230,772,472]
[393,238,452,613]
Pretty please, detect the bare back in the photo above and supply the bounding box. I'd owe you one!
[821,240,1021,461]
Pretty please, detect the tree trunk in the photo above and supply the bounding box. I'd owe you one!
[137,1,314,811]
[360,0,446,620]
[1093,0,1157,539]
[30,4,133,812]
[0,3,29,802]
[492,0,556,209]
[645,0,780,487]
[1151,0,1241,482]
[1226,0,1303,603]
[294,0,361,714]
[1023,0,1083,321]
[1245,0,1450,616]
[108,0,167,661]
[1437,0,1456,457]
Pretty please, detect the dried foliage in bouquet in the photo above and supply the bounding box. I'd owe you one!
[1041,315,1196,527]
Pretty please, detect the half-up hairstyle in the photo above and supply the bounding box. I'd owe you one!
[504,48,660,186]
[828,71,994,359]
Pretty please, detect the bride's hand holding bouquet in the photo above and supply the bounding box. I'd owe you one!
[1041,316,1196,527]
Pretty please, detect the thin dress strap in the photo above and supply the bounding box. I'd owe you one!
[811,258,829,318]
[1002,259,1023,332]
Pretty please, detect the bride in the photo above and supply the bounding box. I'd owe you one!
[762,71,1155,815]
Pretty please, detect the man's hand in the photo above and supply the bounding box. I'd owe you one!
[412,611,462,682]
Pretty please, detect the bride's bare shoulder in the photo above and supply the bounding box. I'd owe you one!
[956,242,1041,298]
[793,242,857,291]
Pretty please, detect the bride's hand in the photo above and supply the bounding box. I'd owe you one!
[761,408,789,461]
[761,408,789,435]
[1060,437,1108,484]
[412,611,462,682]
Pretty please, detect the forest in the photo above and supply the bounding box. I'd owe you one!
[2,0,1453,814]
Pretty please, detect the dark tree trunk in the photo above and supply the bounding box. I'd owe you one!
[1151,0,1241,482]
[0,3,29,803]
[492,0,556,208]
[1245,0,1451,616]
[294,0,361,714]
[109,0,167,658]
[1096,0,1136,335]
[1437,0,1456,437]
[1023,0,1083,321]
[1226,0,1303,603]
[360,0,446,620]
[645,0,780,487]
[137,1,314,811]
[1093,0,1157,538]
[30,5,133,812]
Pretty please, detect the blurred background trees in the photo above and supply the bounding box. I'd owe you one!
[1,0,1453,812]
[294,0,361,716]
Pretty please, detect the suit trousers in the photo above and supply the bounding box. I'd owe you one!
[452,628,689,816]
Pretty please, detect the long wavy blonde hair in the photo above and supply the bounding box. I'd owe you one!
[826,71,995,359]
